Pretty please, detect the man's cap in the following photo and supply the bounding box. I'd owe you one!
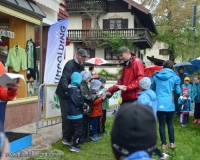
[77,48,89,57]
[117,47,130,57]
[111,102,157,157]
[184,77,190,81]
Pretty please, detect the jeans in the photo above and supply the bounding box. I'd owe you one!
[59,97,71,139]
[157,111,175,145]
[102,110,107,133]
[66,118,82,147]
[80,115,89,142]
[89,117,98,137]
[194,103,200,119]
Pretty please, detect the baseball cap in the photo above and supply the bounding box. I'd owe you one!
[77,48,89,57]
[184,77,190,81]
[111,102,157,157]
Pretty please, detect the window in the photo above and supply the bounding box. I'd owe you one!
[110,19,121,29]
[105,49,118,60]
[159,49,169,55]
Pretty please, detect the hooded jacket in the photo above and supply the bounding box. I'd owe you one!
[178,96,193,112]
[65,72,86,120]
[151,68,181,112]
[56,58,84,99]
[193,82,200,103]
[137,89,157,116]
[108,55,144,101]
[124,151,153,160]
[181,83,194,100]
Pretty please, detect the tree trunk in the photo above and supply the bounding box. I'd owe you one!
[168,50,175,63]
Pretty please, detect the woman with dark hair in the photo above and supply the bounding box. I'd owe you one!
[151,60,181,150]
[89,66,95,75]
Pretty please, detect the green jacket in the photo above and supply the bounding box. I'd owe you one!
[99,87,109,110]
[80,81,97,115]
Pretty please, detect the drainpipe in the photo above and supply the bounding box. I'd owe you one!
[39,21,43,85]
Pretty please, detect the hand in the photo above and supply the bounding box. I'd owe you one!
[6,78,20,90]
[104,91,111,95]
[102,96,106,100]
[121,85,127,91]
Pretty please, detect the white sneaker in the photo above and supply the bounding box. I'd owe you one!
[160,153,169,160]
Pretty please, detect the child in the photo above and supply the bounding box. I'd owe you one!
[65,72,89,152]
[138,77,157,116]
[79,71,97,144]
[180,77,194,123]
[98,77,109,134]
[89,79,106,142]
[138,77,169,160]
[178,87,193,127]
[193,76,200,124]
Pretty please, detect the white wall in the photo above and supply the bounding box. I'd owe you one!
[64,43,75,65]
[68,14,82,30]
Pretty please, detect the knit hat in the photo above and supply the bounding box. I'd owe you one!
[139,77,151,90]
[90,79,102,93]
[80,71,92,81]
[184,77,190,81]
[182,87,188,92]
[99,77,106,84]
[71,72,82,86]
[111,102,157,157]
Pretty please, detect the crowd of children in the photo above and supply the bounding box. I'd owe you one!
[64,71,110,152]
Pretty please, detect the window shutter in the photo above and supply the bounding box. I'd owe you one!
[121,19,128,29]
[159,49,162,55]
[103,19,110,29]
[90,49,95,58]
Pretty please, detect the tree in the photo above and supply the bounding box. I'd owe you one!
[139,0,200,62]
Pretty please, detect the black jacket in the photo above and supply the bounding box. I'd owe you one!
[65,85,86,118]
[56,59,84,99]
[79,81,97,115]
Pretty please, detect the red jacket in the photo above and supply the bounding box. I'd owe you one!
[108,55,144,100]
[0,62,18,101]
[89,97,103,117]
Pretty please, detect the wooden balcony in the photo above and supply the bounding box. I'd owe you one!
[68,28,152,49]
[66,0,107,13]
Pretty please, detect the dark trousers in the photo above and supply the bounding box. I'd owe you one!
[182,113,189,125]
[122,99,137,104]
[66,118,82,147]
[154,148,163,157]
[59,97,70,139]
[89,117,98,137]
[80,115,89,142]
[194,103,200,119]
[157,111,174,145]
[102,110,107,133]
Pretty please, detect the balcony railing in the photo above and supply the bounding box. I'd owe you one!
[68,28,152,49]
[66,0,107,13]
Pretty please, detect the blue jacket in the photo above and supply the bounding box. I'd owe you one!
[138,89,157,116]
[181,83,194,100]
[124,151,153,160]
[193,82,200,103]
[65,72,86,120]
[151,68,181,112]
[178,96,193,112]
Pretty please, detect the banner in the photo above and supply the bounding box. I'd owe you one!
[44,19,69,84]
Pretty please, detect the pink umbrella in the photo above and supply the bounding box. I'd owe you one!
[85,57,109,65]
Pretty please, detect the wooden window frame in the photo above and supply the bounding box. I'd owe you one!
[104,49,118,60]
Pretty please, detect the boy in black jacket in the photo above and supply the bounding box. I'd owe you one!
[65,72,89,152]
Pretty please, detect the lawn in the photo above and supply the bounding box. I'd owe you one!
[31,115,200,160]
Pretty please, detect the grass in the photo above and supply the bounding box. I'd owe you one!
[30,115,200,160]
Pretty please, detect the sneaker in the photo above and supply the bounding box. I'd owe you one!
[62,139,72,146]
[160,153,170,160]
[70,146,81,153]
[198,119,200,124]
[90,135,98,142]
[193,119,198,124]
[95,135,101,141]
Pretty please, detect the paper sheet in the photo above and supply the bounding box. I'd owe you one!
[0,73,25,88]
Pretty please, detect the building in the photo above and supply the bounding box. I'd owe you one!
[65,0,156,73]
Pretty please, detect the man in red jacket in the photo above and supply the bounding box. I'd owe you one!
[106,47,144,103]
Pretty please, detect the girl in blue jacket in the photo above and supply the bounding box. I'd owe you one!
[193,76,200,124]
[178,87,193,127]
[151,60,181,150]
